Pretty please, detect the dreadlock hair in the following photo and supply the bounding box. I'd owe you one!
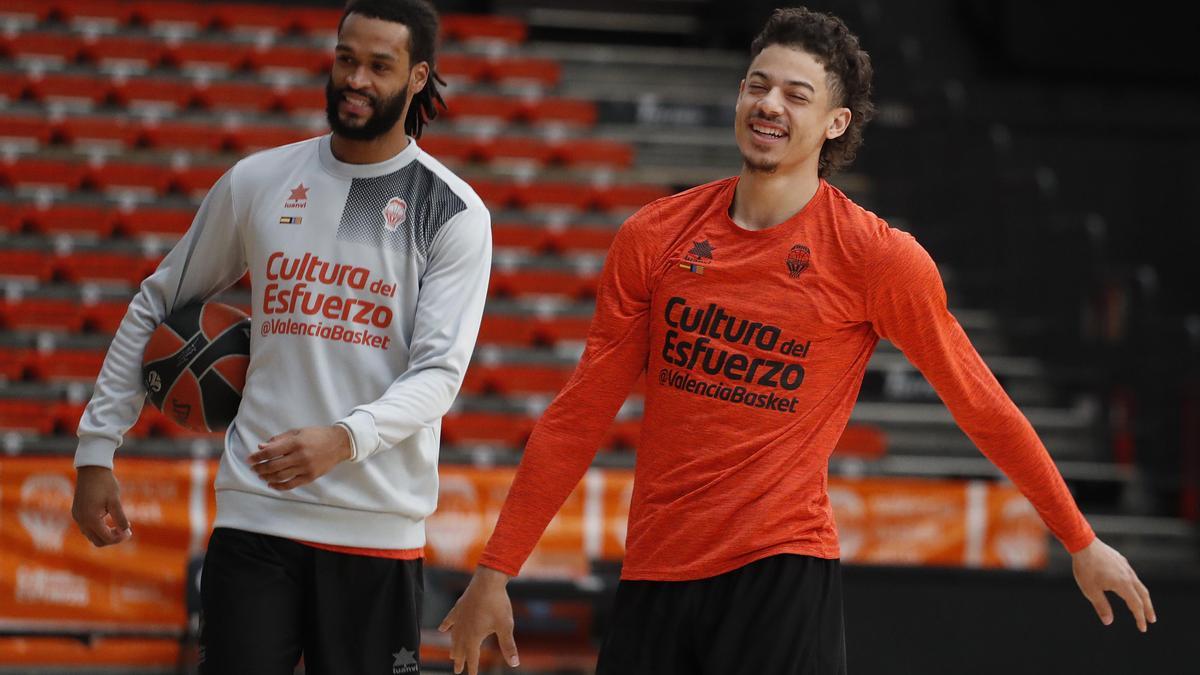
[339,0,447,139]
[750,7,875,178]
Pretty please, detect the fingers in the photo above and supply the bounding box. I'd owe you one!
[108,497,131,531]
[253,454,301,482]
[466,644,480,675]
[497,626,520,668]
[1114,582,1147,632]
[248,429,299,464]
[1137,578,1156,624]
[268,474,312,491]
[1084,587,1114,626]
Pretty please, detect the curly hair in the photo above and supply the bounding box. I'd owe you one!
[750,7,875,177]
[340,0,447,139]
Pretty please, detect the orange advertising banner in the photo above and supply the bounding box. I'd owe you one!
[0,457,214,632]
[0,458,1046,637]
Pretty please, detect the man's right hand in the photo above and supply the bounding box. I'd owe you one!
[438,566,520,675]
[71,465,132,547]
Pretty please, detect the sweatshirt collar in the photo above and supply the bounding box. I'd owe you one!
[318,134,421,179]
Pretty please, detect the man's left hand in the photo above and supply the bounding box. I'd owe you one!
[248,426,353,491]
[1072,537,1156,632]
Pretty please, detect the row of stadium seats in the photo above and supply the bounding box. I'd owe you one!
[1,2,526,44]
[2,72,586,122]
[0,114,625,166]
[0,248,604,299]
[0,295,596,347]
[2,203,620,253]
[0,156,669,210]
[3,31,560,85]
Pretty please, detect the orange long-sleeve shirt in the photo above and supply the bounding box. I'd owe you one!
[478,177,1095,581]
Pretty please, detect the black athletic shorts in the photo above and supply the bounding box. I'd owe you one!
[198,527,424,675]
[596,554,846,675]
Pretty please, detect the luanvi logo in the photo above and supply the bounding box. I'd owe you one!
[392,646,419,673]
[685,239,715,263]
[284,182,309,209]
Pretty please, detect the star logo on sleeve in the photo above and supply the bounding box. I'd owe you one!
[284,182,309,209]
[392,647,418,673]
[686,239,715,262]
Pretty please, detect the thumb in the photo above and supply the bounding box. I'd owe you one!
[108,496,131,533]
[497,626,519,668]
[1085,588,1114,625]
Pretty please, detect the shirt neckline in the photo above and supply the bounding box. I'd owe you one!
[718,176,829,238]
[318,133,421,179]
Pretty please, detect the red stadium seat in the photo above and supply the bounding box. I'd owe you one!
[1,158,88,192]
[5,32,84,64]
[0,0,53,24]
[55,251,153,286]
[480,136,553,165]
[141,119,229,152]
[0,74,28,103]
[173,165,230,199]
[488,57,560,87]
[25,72,114,108]
[227,124,319,153]
[602,419,643,450]
[553,138,634,170]
[193,80,279,112]
[212,3,296,34]
[56,0,135,28]
[117,207,194,239]
[441,15,527,45]
[442,93,522,124]
[0,114,53,147]
[535,315,593,345]
[491,223,557,253]
[462,364,573,396]
[418,135,479,163]
[0,399,56,434]
[83,35,169,70]
[247,44,331,75]
[465,179,518,209]
[169,40,252,72]
[291,6,344,36]
[436,53,491,84]
[89,161,173,196]
[58,116,141,148]
[554,226,617,253]
[477,314,538,346]
[21,203,118,238]
[0,346,32,381]
[276,83,326,114]
[0,297,86,332]
[113,76,195,109]
[130,1,216,32]
[83,300,132,333]
[51,401,87,434]
[440,412,533,447]
[593,184,672,211]
[0,249,56,282]
[490,268,597,299]
[522,98,597,127]
[27,348,106,381]
[515,181,594,211]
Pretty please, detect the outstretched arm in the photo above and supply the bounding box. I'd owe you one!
[867,227,1154,631]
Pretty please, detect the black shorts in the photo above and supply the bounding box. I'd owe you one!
[198,527,424,675]
[596,554,846,675]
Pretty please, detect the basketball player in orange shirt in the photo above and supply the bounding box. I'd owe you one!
[440,7,1155,674]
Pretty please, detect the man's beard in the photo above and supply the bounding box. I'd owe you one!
[742,156,779,174]
[325,78,409,141]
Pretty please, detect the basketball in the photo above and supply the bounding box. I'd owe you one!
[142,301,251,432]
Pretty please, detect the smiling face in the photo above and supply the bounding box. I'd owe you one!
[734,44,851,176]
[326,13,429,141]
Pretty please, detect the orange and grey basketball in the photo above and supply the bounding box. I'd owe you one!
[142,302,251,432]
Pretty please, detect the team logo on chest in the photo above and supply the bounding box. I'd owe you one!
[786,244,811,278]
[284,182,309,209]
[382,197,408,232]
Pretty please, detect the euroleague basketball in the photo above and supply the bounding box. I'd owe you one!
[142,301,251,432]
